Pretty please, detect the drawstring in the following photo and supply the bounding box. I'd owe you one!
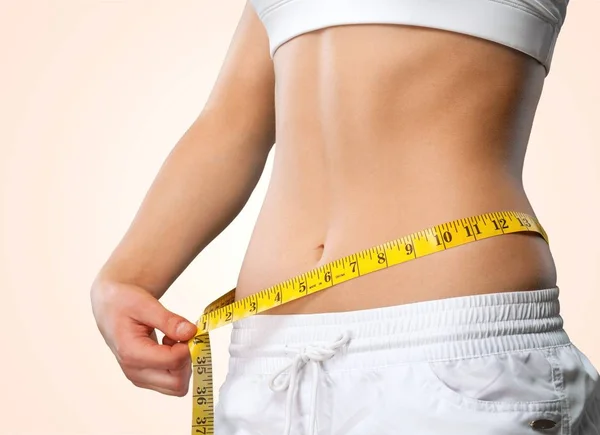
[268,331,352,435]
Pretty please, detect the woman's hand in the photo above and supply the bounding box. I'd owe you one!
[91,280,198,397]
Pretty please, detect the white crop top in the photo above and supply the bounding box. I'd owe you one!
[250,0,569,74]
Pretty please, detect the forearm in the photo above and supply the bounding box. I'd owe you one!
[94,113,273,299]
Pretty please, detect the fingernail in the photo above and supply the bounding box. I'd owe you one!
[177,322,195,336]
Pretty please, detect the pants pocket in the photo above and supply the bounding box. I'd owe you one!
[422,347,565,413]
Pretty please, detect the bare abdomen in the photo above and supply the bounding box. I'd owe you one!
[234,24,557,314]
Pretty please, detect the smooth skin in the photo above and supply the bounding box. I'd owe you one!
[91,1,557,396]
[91,2,275,396]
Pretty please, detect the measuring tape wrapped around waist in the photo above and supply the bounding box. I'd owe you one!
[187,210,548,434]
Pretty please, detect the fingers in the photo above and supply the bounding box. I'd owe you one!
[92,281,198,396]
[125,363,192,397]
[112,291,196,370]
[129,293,197,342]
[162,335,178,346]
[136,383,187,397]
[116,339,191,371]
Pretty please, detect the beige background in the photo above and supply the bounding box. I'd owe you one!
[0,0,598,434]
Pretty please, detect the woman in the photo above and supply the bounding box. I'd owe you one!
[91,0,600,434]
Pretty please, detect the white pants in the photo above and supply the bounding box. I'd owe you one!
[215,287,600,435]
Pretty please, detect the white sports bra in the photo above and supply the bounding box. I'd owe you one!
[250,0,568,74]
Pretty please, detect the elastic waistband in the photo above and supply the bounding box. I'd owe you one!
[227,287,571,374]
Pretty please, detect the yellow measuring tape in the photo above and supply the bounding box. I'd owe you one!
[187,210,548,434]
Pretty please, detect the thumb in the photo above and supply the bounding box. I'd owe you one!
[133,295,197,341]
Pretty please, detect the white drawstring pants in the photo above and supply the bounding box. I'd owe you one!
[214,287,600,435]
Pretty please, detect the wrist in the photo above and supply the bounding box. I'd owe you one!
[92,266,166,300]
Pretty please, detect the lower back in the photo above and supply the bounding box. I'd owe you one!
[234,24,557,313]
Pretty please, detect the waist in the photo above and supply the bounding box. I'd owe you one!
[235,170,557,311]
[227,287,569,373]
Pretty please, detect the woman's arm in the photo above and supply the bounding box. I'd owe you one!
[95,1,275,298]
[90,2,275,397]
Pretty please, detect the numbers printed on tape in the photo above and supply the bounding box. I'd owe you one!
[187,210,548,434]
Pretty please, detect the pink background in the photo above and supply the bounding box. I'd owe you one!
[1,1,598,434]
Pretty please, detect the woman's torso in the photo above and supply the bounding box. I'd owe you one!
[234,24,557,314]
